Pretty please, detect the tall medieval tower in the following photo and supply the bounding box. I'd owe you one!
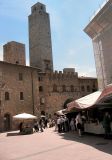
[28,2,53,72]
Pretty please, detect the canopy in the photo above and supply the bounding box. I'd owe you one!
[13,113,37,119]
[97,83,112,102]
[67,84,112,111]
[67,91,101,111]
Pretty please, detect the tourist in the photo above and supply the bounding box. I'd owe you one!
[39,118,44,132]
[57,117,61,133]
[70,118,75,131]
[75,112,83,136]
[34,121,39,132]
[19,122,23,133]
[103,112,111,139]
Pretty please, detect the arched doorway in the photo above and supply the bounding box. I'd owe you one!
[4,113,11,131]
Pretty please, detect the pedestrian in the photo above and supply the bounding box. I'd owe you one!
[64,115,69,132]
[54,114,58,131]
[39,118,44,132]
[70,118,75,131]
[75,112,82,136]
[103,112,111,139]
[19,122,23,133]
[34,121,39,132]
[57,117,61,133]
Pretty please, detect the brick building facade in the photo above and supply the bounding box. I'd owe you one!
[0,61,40,131]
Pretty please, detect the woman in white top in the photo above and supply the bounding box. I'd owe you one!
[75,113,82,136]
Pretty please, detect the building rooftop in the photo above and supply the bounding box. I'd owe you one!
[84,0,112,38]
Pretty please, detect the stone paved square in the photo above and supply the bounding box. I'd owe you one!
[0,128,112,160]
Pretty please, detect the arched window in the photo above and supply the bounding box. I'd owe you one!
[39,86,43,92]
[62,85,66,92]
[53,84,57,92]
[5,92,10,100]
[70,85,74,92]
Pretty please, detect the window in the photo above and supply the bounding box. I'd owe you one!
[45,63,50,70]
[81,86,85,92]
[19,73,23,81]
[62,85,66,92]
[87,85,90,92]
[5,92,10,100]
[70,85,74,92]
[53,84,57,92]
[20,92,24,100]
[41,6,43,10]
[44,60,51,70]
[39,86,43,92]
[39,10,42,15]
[38,77,42,81]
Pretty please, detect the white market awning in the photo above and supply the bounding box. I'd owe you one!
[67,84,112,111]
[13,113,37,120]
[67,91,102,111]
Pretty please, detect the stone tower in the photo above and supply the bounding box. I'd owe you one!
[3,41,26,65]
[28,2,53,72]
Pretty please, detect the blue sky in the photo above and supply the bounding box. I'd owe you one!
[0,0,105,77]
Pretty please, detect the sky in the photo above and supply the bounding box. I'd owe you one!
[0,0,106,77]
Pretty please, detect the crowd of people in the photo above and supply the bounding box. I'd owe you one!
[19,115,55,134]
[19,111,112,138]
[30,113,85,137]
[54,112,86,137]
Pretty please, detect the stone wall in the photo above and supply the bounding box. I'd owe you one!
[0,62,39,131]
[3,41,26,66]
[38,71,98,115]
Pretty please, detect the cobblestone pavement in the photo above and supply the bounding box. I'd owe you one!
[0,128,112,160]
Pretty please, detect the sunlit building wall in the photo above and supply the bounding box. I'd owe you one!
[84,0,112,90]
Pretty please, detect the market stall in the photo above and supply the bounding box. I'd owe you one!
[13,113,37,134]
[67,84,112,134]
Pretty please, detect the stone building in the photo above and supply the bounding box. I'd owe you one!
[0,60,40,131]
[38,69,97,115]
[84,0,112,90]
[0,2,98,131]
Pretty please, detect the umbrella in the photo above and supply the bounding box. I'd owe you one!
[13,113,37,120]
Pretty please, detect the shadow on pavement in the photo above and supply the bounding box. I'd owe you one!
[57,131,112,155]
